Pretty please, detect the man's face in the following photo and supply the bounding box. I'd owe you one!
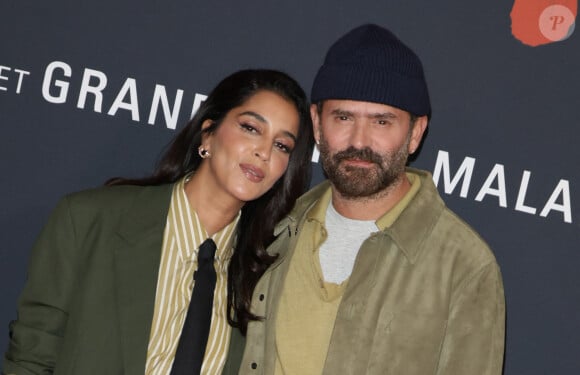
[311,99,426,200]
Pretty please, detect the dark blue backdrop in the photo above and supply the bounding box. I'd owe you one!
[1,1,579,374]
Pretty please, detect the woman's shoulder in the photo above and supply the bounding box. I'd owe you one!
[61,183,173,216]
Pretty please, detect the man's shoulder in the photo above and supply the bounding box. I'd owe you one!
[437,206,492,250]
[430,194,497,266]
[408,167,496,263]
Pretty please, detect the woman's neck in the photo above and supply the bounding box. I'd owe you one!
[183,167,244,236]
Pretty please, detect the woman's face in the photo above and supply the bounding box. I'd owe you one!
[201,90,300,203]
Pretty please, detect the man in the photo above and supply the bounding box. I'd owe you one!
[229,24,505,375]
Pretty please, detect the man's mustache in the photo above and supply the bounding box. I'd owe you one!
[333,147,383,165]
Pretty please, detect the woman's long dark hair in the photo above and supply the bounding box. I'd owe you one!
[107,69,314,334]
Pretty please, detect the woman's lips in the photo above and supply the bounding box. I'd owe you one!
[240,163,265,182]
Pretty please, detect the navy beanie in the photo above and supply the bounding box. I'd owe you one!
[311,24,431,118]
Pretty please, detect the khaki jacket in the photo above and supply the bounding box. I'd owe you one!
[229,168,505,375]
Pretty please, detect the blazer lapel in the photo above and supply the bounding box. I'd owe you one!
[112,184,173,374]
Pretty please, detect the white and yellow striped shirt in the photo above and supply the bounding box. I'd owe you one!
[145,176,239,374]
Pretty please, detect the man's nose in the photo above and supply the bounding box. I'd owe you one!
[349,121,371,148]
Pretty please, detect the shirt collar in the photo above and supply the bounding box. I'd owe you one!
[375,172,422,230]
[172,175,240,263]
[304,172,420,230]
[306,185,333,225]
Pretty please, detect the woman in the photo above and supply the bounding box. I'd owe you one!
[3,69,314,374]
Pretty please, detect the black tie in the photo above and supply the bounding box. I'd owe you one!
[171,238,217,375]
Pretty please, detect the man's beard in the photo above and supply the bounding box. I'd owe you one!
[318,133,410,200]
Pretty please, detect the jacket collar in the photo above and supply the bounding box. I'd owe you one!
[381,168,445,264]
[274,168,444,264]
[273,181,329,235]
[115,184,174,244]
[112,184,174,373]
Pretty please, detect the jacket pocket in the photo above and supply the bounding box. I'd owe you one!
[367,311,447,375]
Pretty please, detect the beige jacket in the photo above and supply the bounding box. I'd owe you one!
[228,168,505,375]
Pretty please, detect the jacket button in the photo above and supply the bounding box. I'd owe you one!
[251,362,258,369]
[259,294,265,301]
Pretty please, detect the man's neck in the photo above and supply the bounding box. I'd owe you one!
[330,174,411,221]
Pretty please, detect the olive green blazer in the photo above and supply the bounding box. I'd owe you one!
[3,184,241,375]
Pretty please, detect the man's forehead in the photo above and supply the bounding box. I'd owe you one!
[323,99,407,118]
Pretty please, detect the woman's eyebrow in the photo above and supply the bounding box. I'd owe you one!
[240,111,267,123]
[240,111,297,141]
[282,131,297,142]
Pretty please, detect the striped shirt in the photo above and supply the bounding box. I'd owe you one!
[145,176,239,374]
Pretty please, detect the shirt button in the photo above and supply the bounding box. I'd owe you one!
[259,294,265,301]
[251,362,258,369]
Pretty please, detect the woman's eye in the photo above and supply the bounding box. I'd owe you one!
[274,142,292,154]
[240,123,258,133]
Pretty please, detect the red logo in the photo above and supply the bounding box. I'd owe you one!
[511,0,577,46]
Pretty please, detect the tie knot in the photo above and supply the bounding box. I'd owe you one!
[198,238,216,262]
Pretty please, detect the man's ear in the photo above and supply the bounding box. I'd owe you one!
[409,115,428,154]
[310,104,321,145]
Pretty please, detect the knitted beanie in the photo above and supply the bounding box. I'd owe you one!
[311,24,431,118]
